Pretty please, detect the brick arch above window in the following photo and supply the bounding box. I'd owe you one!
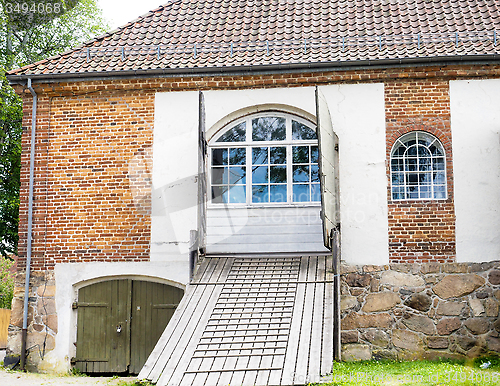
[390,131,447,201]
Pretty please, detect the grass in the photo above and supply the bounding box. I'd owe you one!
[310,357,500,385]
[112,381,152,386]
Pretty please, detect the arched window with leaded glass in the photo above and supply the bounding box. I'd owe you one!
[209,113,320,205]
[390,131,447,200]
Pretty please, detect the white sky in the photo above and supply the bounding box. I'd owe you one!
[98,0,170,30]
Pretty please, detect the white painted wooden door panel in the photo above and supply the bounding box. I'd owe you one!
[206,206,328,254]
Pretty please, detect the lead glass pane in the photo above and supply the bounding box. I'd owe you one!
[293,184,310,202]
[229,148,246,165]
[311,146,319,163]
[229,186,246,203]
[311,165,320,182]
[212,148,228,165]
[252,147,268,165]
[433,158,445,170]
[216,122,246,142]
[252,117,286,141]
[293,146,309,163]
[212,186,228,203]
[311,183,321,202]
[292,120,317,140]
[293,165,309,182]
[270,185,287,202]
[252,185,268,203]
[270,147,286,164]
[228,167,246,185]
[407,146,418,156]
[253,166,268,184]
[270,166,286,183]
[212,167,227,185]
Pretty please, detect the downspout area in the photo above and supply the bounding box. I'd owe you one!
[21,78,37,370]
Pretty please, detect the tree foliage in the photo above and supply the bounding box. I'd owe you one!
[0,69,21,257]
[0,255,13,308]
[0,0,109,258]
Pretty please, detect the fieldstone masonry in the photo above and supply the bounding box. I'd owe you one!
[341,262,500,361]
[7,271,56,371]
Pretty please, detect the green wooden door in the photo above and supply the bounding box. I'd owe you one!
[74,280,131,373]
[74,279,183,374]
[129,281,184,374]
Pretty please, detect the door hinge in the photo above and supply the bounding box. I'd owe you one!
[72,302,78,309]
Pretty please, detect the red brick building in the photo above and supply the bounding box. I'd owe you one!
[6,0,500,380]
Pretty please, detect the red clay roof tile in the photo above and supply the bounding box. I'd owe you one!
[7,0,500,78]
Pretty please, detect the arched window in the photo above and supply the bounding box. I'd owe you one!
[210,113,320,205]
[390,131,446,200]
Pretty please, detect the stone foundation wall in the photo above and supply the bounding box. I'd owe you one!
[7,261,500,372]
[7,271,56,371]
[341,261,500,361]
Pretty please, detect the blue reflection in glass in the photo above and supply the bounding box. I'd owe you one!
[252,147,268,165]
[230,148,246,165]
[229,167,246,184]
[311,165,319,182]
[311,184,320,202]
[293,165,309,182]
[253,166,269,184]
[270,147,286,164]
[293,184,310,202]
[229,186,246,203]
[270,185,286,202]
[252,185,268,203]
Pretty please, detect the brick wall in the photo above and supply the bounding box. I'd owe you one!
[14,64,500,270]
[385,80,455,263]
[17,89,155,270]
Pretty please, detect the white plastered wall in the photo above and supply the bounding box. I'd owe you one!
[450,79,500,263]
[41,262,188,373]
[318,84,388,264]
[151,91,199,263]
[152,84,387,265]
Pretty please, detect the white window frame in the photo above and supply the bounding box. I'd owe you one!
[390,131,447,201]
[208,112,320,207]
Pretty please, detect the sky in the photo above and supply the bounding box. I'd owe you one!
[98,0,169,30]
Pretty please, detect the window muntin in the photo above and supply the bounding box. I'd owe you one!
[210,113,319,205]
[390,131,446,200]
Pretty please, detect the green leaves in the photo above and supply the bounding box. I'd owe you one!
[1,0,109,68]
[0,70,21,258]
[0,256,14,308]
[2,0,80,33]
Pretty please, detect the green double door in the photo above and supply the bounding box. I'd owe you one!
[74,279,183,374]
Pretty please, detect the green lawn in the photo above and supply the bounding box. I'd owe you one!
[311,357,500,386]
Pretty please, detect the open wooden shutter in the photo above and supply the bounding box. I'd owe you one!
[315,87,340,250]
[197,91,207,253]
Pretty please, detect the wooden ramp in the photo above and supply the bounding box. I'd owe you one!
[139,256,334,386]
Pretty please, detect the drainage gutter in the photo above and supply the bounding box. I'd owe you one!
[21,78,37,370]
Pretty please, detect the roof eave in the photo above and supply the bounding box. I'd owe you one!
[7,54,500,85]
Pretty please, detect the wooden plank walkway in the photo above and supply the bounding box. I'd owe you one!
[139,256,334,386]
